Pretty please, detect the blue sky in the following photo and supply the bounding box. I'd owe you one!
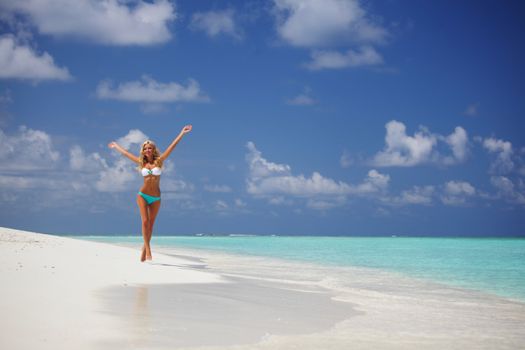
[1,0,524,236]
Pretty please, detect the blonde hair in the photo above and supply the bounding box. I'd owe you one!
[138,140,163,169]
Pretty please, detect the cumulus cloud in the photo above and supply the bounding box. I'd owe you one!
[304,46,383,70]
[0,35,71,81]
[490,176,514,194]
[483,137,514,174]
[441,180,476,206]
[246,142,351,197]
[272,0,388,70]
[372,120,469,167]
[0,125,59,171]
[353,169,390,194]
[69,145,107,171]
[115,129,149,150]
[0,126,90,210]
[273,0,387,48]
[490,176,525,204]
[372,120,437,167]
[248,171,353,197]
[96,76,209,103]
[246,142,291,180]
[190,9,241,39]
[246,141,389,209]
[0,0,176,46]
[441,126,469,165]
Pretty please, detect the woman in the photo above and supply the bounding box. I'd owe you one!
[108,125,192,262]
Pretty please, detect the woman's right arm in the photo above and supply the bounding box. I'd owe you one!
[108,142,140,164]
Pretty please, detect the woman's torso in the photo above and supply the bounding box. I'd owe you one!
[139,166,162,196]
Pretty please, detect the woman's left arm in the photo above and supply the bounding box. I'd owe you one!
[159,125,192,161]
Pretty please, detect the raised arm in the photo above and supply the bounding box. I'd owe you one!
[159,125,192,161]
[108,141,140,164]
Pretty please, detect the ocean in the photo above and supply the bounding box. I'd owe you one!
[77,235,525,302]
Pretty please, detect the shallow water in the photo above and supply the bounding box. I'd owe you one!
[92,243,525,349]
[78,235,525,302]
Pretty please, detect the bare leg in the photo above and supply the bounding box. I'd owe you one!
[140,245,147,262]
[145,200,161,261]
[137,195,150,262]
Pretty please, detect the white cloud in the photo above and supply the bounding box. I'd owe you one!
[442,126,469,164]
[246,141,291,180]
[444,180,476,196]
[69,145,107,171]
[246,142,390,209]
[490,176,525,205]
[353,169,390,194]
[304,46,383,70]
[0,0,176,46]
[0,125,59,171]
[247,142,339,197]
[115,129,149,150]
[483,137,514,174]
[273,0,387,48]
[372,120,437,167]
[248,171,353,196]
[0,35,71,81]
[96,76,209,103]
[491,176,514,194]
[441,180,476,206]
[492,176,524,203]
[190,9,241,39]
[0,126,89,209]
[372,121,469,167]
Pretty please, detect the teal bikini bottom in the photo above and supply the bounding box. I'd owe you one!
[138,192,161,205]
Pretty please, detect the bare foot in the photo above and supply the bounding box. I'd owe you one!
[140,246,146,262]
[146,253,152,261]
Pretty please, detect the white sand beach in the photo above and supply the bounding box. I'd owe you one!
[1,227,525,350]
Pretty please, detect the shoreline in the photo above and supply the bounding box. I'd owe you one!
[2,227,525,349]
[79,234,525,303]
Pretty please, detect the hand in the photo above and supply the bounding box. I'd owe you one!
[108,141,117,149]
[181,125,192,134]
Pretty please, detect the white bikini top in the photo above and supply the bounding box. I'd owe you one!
[141,167,162,177]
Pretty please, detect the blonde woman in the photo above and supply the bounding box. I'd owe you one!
[108,125,192,262]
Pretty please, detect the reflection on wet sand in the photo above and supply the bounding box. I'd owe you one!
[131,286,151,348]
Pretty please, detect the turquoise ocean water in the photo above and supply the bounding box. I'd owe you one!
[78,235,525,301]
